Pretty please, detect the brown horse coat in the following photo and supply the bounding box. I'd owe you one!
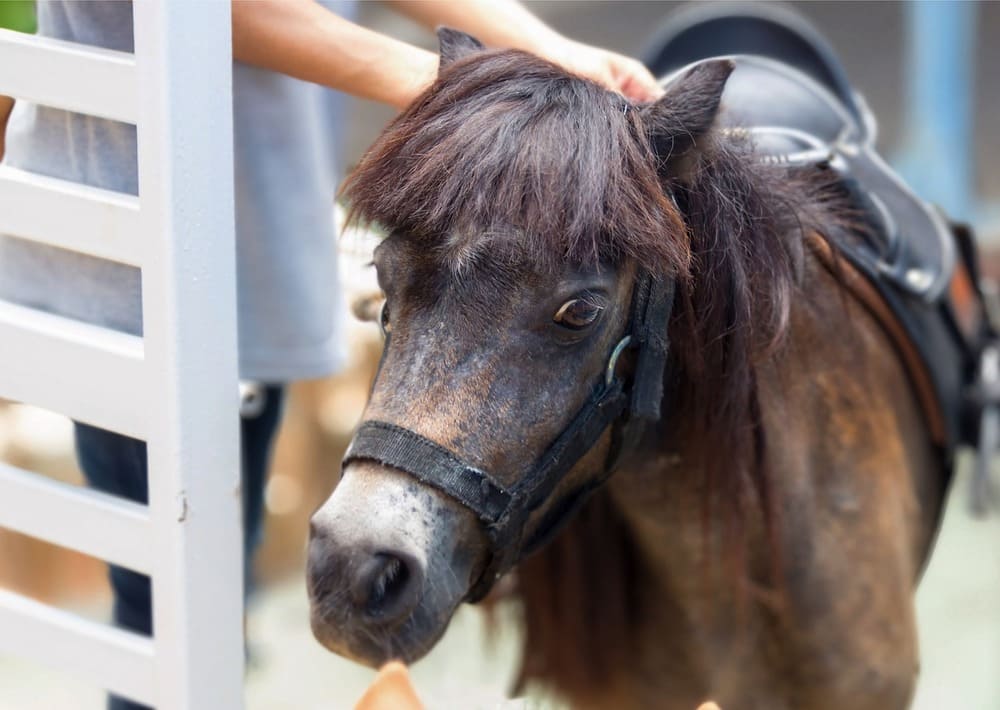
[308,30,949,710]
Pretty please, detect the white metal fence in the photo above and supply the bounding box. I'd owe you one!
[0,3,244,707]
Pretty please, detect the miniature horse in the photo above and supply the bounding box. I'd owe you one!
[307,30,947,710]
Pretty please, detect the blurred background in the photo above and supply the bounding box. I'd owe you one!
[1,1,998,708]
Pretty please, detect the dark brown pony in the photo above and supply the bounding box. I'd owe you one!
[307,30,947,710]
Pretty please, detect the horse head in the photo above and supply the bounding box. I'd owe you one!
[307,29,733,666]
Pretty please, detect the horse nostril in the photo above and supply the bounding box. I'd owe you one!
[350,551,423,623]
[367,555,408,610]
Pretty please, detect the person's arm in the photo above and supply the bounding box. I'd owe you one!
[232,0,661,110]
[386,0,662,102]
[386,0,562,56]
[0,95,14,162]
[231,0,437,109]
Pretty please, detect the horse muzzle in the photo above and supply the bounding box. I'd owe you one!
[306,460,483,665]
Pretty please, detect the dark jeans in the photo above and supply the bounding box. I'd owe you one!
[74,386,285,710]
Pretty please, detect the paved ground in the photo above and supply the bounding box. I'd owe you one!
[257,457,1000,709]
[911,455,1000,709]
[227,457,1000,709]
[1,454,997,709]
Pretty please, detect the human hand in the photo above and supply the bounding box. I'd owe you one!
[544,38,663,103]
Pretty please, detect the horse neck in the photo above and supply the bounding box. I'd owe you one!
[613,240,942,588]
[515,243,948,706]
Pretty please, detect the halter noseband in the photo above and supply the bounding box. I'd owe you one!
[343,270,675,601]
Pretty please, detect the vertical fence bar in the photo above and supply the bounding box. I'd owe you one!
[132,2,243,708]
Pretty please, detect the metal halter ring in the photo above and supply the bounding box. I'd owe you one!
[604,335,633,387]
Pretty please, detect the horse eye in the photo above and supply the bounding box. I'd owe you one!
[553,298,603,330]
[379,301,391,336]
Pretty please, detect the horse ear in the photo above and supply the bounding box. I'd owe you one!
[437,27,485,68]
[640,59,734,173]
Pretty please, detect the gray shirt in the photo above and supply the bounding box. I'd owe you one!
[0,0,354,381]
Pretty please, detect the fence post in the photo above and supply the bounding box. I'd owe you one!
[133,2,243,707]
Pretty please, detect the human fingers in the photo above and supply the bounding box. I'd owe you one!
[608,54,663,103]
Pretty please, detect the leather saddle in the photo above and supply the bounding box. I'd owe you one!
[648,3,955,302]
[643,4,991,473]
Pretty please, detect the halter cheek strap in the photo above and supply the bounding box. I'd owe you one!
[342,271,675,602]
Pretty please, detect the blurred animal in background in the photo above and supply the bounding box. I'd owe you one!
[308,6,993,710]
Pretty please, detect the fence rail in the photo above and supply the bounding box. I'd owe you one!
[0,589,155,705]
[0,166,142,266]
[0,300,147,438]
[0,27,136,123]
[0,462,152,573]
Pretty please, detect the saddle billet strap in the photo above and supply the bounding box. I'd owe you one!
[808,233,948,445]
[946,220,1000,514]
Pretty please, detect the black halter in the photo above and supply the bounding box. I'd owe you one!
[343,270,675,601]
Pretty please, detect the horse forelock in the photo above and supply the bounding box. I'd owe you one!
[342,49,690,277]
